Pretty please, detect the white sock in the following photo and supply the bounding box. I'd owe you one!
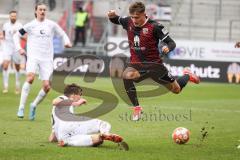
[15,71,20,89]
[2,70,9,89]
[19,82,31,110]
[32,89,47,107]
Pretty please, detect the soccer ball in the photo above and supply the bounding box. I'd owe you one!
[172,127,190,144]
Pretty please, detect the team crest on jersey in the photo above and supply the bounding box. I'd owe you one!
[40,29,45,35]
[143,28,148,34]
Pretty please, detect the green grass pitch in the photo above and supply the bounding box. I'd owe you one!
[0,75,240,160]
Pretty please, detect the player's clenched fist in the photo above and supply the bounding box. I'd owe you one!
[64,43,72,48]
[107,10,117,18]
[162,46,170,54]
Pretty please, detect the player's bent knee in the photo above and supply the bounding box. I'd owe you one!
[91,135,103,147]
[27,79,34,84]
[26,74,35,84]
[2,66,8,70]
[122,67,140,79]
[2,61,9,70]
[92,140,103,147]
[123,71,133,79]
[123,71,140,79]
[171,86,181,94]
[43,84,51,92]
[15,64,20,71]
[168,81,181,94]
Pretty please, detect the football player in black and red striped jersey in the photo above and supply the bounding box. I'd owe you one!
[107,2,200,121]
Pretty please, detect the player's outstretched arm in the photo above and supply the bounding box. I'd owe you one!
[52,97,64,106]
[153,24,176,55]
[107,10,121,25]
[72,98,87,106]
[53,98,87,107]
[107,10,118,18]
[54,22,72,48]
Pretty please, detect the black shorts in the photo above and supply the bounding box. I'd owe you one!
[128,63,175,84]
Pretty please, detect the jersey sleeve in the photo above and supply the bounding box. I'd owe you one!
[119,16,130,30]
[109,16,130,30]
[13,24,26,51]
[153,23,169,41]
[53,22,71,45]
[18,23,23,30]
[54,95,74,113]
[58,95,68,100]
[19,22,31,36]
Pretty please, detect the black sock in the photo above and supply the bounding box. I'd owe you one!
[123,79,139,106]
[177,74,190,90]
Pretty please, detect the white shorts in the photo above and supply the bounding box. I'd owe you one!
[56,120,101,147]
[58,119,102,139]
[26,58,53,80]
[54,117,111,147]
[2,42,21,64]
[63,134,93,147]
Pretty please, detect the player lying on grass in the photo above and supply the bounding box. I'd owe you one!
[107,1,200,121]
[48,83,129,150]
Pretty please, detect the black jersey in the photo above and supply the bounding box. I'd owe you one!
[110,16,175,64]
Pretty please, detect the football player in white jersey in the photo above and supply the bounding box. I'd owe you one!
[2,10,23,94]
[13,3,72,120]
[49,83,128,150]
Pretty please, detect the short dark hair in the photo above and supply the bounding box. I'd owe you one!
[64,83,82,97]
[129,2,145,14]
[9,10,17,14]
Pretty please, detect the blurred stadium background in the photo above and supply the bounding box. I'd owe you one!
[0,0,239,82]
[0,1,240,159]
[1,0,240,41]
[1,0,240,83]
